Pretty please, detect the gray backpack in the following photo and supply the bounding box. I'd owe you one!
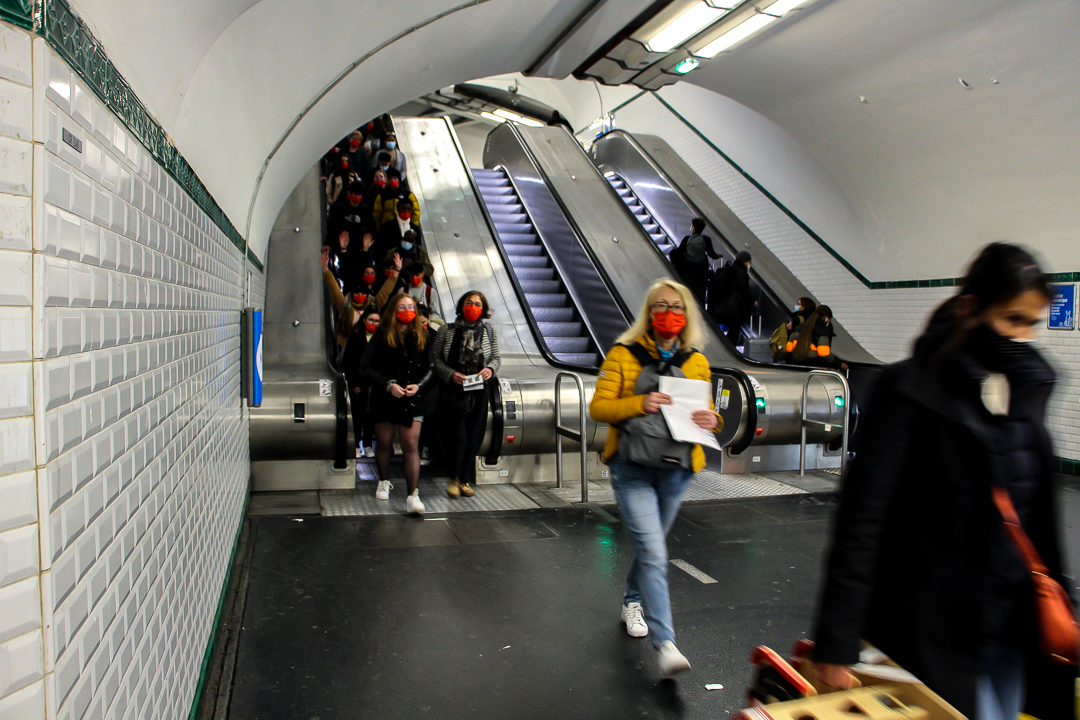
[617,343,696,470]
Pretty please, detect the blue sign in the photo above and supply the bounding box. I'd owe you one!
[1048,283,1075,330]
[252,310,264,405]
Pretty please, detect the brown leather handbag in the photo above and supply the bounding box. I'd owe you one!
[992,485,1080,665]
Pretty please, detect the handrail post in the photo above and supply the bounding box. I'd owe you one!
[554,372,589,502]
[799,369,850,478]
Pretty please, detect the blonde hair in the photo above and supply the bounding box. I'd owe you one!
[615,278,704,349]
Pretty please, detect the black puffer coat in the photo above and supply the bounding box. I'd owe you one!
[359,331,438,425]
[813,325,1075,719]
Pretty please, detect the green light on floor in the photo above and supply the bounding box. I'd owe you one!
[755,398,766,410]
[834,396,845,408]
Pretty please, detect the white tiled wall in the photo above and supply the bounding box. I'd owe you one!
[607,92,1080,462]
[1,23,254,719]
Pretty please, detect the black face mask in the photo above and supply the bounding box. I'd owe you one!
[965,323,1037,375]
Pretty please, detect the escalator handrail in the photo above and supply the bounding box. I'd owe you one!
[491,163,611,359]
[483,373,504,466]
[320,178,351,467]
[442,117,601,377]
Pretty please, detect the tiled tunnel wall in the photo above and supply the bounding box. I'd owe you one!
[1,24,255,719]
[603,92,1080,464]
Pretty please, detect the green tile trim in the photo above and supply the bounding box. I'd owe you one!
[1056,457,1080,476]
[186,507,247,720]
[0,0,33,29]
[246,248,263,273]
[32,0,261,273]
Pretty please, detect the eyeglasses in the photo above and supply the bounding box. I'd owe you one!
[651,301,686,314]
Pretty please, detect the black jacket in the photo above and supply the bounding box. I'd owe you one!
[813,326,1073,719]
[707,263,753,320]
[674,233,719,270]
[359,331,438,425]
[327,200,375,252]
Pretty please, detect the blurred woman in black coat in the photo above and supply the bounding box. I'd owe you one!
[812,243,1075,720]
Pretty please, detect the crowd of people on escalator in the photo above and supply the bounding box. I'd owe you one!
[670,217,847,371]
[318,115,502,514]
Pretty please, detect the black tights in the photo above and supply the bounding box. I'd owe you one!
[374,422,422,493]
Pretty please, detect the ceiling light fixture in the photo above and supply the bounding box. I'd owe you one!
[644,2,733,53]
[695,12,775,57]
[674,58,700,74]
[480,111,507,124]
[488,108,545,127]
[762,0,808,16]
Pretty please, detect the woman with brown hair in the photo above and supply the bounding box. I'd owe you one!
[813,243,1075,719]
[432,291,501,498]
[360,292,437,513]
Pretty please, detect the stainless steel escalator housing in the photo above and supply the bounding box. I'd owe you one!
[393,116,613,485]
[248,165,355,491]
[492,124,849,472]
[591,129,879,366]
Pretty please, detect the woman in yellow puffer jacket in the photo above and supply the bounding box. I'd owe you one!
[589,278,721,679]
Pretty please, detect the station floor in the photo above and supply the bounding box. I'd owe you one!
[203,473,1080,720]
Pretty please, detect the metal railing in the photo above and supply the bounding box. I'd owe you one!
[554,372,589,502]
[799,369,850,478]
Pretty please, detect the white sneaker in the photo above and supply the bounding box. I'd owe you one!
[375,481,392,500]
[657,641,691,678]
[621,602,648,638]
[420,447,430,466]
[393,442,402,456]
[364,446,375,458]
[406,491,425,514]
[355,446,363,459]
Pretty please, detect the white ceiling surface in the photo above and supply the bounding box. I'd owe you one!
[681,0,1080,279]
[470,73,639,132]
[68,0,603,261]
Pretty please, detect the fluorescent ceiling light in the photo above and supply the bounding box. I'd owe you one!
[481,111,507,123]
[695,12,775,57]
[645,2,732,52]
[492,108,544,127]
[763,0,807,15]
[674,58,700,74]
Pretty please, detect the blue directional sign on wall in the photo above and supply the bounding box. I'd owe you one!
[252,310,264,405]
[1048,283,1076,330]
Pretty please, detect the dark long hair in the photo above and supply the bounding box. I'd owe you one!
[927,242,1050,341]
[792,305,832,362]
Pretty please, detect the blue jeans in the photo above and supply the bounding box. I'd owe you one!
[610,458,694,648]
[975,641,1025,720]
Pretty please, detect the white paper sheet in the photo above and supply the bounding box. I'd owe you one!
[658,376,721,451]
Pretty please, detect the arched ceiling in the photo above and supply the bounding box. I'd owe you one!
[66,0,1080,276]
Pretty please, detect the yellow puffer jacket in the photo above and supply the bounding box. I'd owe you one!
[589,334,721,473]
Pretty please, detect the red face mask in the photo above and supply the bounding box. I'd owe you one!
[347,194,362,204]
[366,122,374,130]
[351,292,368,305]
[349,139,360,149]
[362,270,376,285]
[396,309,416,325]
[463,305,482,323]
[399,211,411,221]
[383,269,393,277]
[365,320,379,333]
[389,178,399,189]
[410,275,423,287]
[374,179,385,188]
[651,310,686,340]
[341,160,349,169]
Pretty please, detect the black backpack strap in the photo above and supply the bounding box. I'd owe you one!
[621,342,656,368]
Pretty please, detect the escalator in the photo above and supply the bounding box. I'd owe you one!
[604,175,676,256]
[473,168,599,367]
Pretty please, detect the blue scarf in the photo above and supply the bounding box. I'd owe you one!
[657,342,679,362]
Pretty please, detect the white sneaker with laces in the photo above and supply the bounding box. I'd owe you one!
[364,446,375,458]
[420,447,430,466]
[621,602,648,638]
[657,641,691,678]
[406,490,425,514]
[375,481,392,500]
